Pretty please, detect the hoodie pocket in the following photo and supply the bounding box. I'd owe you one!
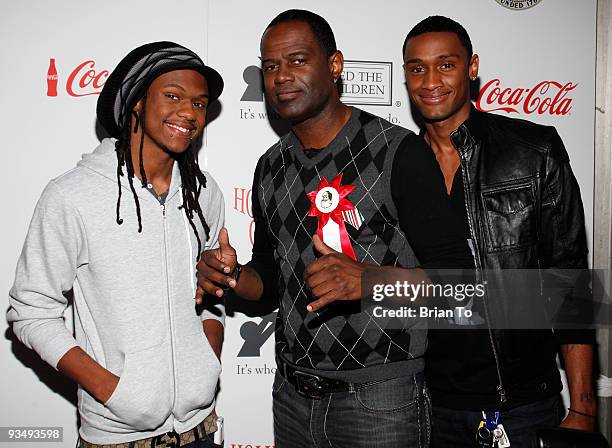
[104,341,172,430]
[173,330,222,417]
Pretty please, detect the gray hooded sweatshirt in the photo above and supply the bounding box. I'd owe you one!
[8,138,225,444]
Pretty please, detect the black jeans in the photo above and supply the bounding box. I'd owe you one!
[431,395,562,448]
[272,371,431,448]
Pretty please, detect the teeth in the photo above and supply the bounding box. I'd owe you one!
[167,123,190,133]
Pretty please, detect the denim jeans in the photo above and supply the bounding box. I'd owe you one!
[272,370,431,448]
[431,395,562,448]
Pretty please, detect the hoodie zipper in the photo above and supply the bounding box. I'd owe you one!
[161,203,178,413]
[456,135,507,405]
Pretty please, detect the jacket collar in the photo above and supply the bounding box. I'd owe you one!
[450,105,486,154]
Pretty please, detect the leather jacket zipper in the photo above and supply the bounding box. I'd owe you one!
[456,139,507,404]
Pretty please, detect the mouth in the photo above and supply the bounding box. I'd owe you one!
[419,92,451,105]
[275,89,301,102]
[165,122,195,138]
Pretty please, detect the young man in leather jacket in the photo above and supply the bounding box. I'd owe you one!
[402,15,596,448]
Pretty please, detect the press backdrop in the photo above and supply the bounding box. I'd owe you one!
[0,1,598,446]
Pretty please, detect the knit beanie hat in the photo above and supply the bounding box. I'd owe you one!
[97,41,224,138]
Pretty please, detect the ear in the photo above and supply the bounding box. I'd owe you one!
[329,50,344,83]
[468,54,480,80]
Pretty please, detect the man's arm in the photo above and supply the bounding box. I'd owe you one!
[8,182,119,402]
[57,347,119,403]
[559,344,596,430]
[541,129,596,429]
[203,319,224,360]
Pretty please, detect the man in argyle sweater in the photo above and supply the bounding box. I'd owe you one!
[197,9,467,448]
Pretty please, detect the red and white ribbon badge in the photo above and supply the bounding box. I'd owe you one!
[307,173,360,260]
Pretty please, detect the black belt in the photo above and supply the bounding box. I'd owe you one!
[277,358,352,399]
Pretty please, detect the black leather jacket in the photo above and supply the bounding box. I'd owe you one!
[449,108,590,407]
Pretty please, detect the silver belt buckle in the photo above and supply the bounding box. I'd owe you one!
[293,370,325,399]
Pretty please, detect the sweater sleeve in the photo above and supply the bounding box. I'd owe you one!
[7,181,86,369]
[245,158,279,306]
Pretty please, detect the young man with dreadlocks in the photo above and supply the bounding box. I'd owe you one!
[8,42,226,447]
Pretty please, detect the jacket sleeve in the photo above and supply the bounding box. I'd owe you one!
[7,181,85,369]
[540,128,594,345]
[199,172,226,326]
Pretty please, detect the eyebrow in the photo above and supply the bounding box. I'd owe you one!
[404,53,461,64]
[164,83,187,91]
[260,49,311,63]
[287,50,308,57]
[163,83,209,98]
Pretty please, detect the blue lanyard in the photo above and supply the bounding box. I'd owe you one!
[482,411,500,430]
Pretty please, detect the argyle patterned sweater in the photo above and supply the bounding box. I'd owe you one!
[253,108,426,382]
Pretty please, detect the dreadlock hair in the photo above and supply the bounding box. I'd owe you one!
[176,139,211,258]
[113,93,211,257]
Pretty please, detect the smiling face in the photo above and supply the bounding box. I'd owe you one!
[403,31,478,130]
[260,20,341,125]
[134,69,209,155]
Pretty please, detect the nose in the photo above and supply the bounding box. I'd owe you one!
[423,68,442,90]
[177,100,197,120]
[274,62,294,84]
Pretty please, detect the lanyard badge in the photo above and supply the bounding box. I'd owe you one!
[476,412,511,447]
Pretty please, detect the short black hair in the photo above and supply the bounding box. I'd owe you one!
[402,15,473,60]
[263,9,337,57]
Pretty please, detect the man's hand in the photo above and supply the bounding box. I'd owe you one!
[303,234,367,312]
[196,228,238,304]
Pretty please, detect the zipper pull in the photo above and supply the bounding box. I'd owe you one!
[161,204,166,218]
[497,385,507,403]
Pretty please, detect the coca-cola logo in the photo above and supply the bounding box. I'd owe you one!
[476,79,577,116]
[66,60,109,97]
[46,58,109,97]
